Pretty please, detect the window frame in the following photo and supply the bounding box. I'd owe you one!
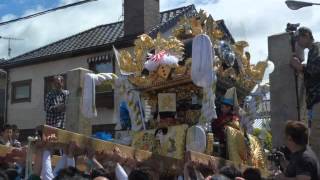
[11,79,32,103]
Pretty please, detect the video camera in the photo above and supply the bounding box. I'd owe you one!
[286,23,300,49]
[286,23,300,33]
[267,146,291,167]
[285,23,305,62]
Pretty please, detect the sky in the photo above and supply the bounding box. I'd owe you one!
[0,0,319,66]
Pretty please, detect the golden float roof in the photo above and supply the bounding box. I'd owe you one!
[117,9,268,94]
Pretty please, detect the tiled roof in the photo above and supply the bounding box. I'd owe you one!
[1,4,234,68]
[1,5,196,67]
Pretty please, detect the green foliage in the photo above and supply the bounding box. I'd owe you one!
[264,131,272,150]
[253,128,261,137]
[253,128,272,151]
[96,82,112,93]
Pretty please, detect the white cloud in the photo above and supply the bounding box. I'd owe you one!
[162,0,320,63]
[1,14,17,22]
[60,0,81,5]
[0,0,319,64]
[0,0,121,59]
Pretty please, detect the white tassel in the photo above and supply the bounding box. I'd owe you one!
[144,54,179,71]
[161,54,179,65]
[144,60,159,71]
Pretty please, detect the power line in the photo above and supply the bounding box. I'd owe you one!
[0,0,98,27]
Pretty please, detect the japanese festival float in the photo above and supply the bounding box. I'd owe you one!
[0,10,270,178]
[111,10,269,176]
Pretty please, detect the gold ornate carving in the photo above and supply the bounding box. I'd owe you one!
[226,127,266,169]
[158,93,176,112]
[157,65,172,79]
[117,10,267,94]
[118,33,185,85]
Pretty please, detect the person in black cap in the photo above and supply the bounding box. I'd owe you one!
[290,27,320,160]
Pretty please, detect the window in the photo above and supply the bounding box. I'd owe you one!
[89,56,115,109]
[95,63,113,74]
[94,63,114,93]
[11,80,32,103]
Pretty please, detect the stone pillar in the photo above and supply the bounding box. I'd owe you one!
[66,68,92,135]
[268,33,306,147]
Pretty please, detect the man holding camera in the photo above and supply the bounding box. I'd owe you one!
[290,27,320,160]
[275,121,319,180]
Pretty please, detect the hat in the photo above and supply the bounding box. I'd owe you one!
[222,98,234,106]
[222,87,238,107]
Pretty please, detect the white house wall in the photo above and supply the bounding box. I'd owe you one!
[7,54,115,129]
[6,25,178,130]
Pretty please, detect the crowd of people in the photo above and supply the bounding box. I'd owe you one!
[0,124,21,148]
[0,120,318,179]
[0,124,263,180]
[0,138,263,180]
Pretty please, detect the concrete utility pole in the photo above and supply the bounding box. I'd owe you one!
[268,33,306,147]
[66,68,92,135]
